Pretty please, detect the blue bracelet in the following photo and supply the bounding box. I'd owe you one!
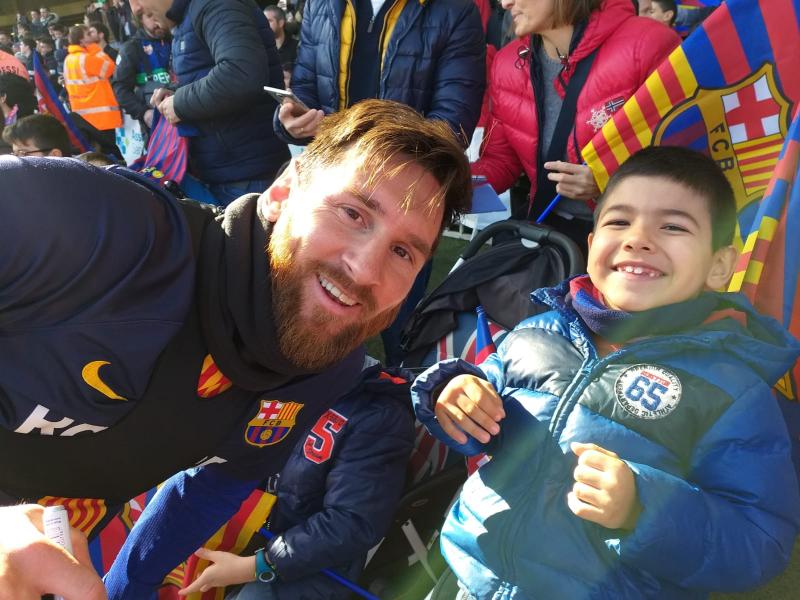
[254,547,276,583]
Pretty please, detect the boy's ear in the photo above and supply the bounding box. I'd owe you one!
[258,159,297,223]
[705,245,738,291]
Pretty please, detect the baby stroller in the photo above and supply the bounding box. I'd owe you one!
[360,219,585,599]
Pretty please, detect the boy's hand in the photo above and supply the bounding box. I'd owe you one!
[177,548,256,595]
[434,375,505,445]
[567,442,642,530]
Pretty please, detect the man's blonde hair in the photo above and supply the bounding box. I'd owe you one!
[298,99,472,235]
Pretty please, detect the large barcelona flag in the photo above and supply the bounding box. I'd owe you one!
[729,114,800,449]
[582,0,800,246]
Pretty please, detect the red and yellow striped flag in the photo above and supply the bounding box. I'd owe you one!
[583,0,800,246]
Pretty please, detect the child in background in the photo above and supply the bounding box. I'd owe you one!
[177,362,414,600]
[414,146,800,599]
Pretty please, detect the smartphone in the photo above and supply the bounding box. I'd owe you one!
[264,86,309,113]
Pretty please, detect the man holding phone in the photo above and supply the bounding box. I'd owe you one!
[130,0,289,205]
[272,0,486,365]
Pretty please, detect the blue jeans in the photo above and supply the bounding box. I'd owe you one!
[224,581,278,600]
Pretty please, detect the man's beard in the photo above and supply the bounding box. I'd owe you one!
[269,231,401,370]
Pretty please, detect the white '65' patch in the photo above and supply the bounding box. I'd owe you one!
[615,364,682,419]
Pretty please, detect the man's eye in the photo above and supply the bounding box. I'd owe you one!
[393,246,410,260]
[343,207,362,222]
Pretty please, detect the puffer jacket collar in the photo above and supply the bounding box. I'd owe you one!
[533,278,800,386]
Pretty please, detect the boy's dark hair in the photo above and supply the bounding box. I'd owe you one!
[36,35,54,48]
[596,146,736,250]
[89,21,110,42]
[2,113,72,156]
[20,37,35,51]
[653,0,678,26]
[0,73,37,118]
[265,5,287,21]
[51,23,67,34]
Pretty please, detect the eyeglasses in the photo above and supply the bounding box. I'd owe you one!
[12,147,53,157]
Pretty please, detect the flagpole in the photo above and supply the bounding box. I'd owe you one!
[258,527,381,600]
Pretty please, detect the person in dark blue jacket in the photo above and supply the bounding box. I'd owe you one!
[271,0,487,366]
[414,147,800,598]
[173,362,414,599]
[129,0,290,205]
[0,100,472,599]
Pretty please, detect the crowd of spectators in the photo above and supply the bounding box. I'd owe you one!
[2,2,769,599]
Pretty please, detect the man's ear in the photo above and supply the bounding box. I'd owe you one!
[706,245,738,291]
[258,159,297,223]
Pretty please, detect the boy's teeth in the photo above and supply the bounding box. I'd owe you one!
[619,265,659,277]
[319,276,357,306]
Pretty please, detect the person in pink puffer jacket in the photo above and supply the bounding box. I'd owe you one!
[472,0,679,250]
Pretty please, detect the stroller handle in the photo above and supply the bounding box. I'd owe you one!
[459,220,585,274]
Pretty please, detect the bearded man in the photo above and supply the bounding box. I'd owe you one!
[0,99,471,600]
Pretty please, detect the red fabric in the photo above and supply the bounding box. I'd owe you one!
[471,0,680,195]
[472,0,491,33]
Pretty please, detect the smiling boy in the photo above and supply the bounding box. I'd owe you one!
[413,146,800,598]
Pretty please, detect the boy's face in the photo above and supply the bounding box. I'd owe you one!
[587,176,736,313]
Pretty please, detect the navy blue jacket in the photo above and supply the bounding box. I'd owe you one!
[106,362,415,599]
[414,282,800,598]
[169,0,290,184]
[276,0,485,146]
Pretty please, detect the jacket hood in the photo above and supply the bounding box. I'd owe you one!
[567,0,635,64]
[534,278,800,387]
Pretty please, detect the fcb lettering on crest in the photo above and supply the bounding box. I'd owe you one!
[653,64,791,217]
[245,399,304,447]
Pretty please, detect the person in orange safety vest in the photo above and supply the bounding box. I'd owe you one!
[64,24,121,131]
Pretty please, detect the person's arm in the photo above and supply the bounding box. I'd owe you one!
[172,0,277,121]
[273,0,323,145]
[617,383,800,591]
[412,354,507,455]
[104,465,260,600]
[425,1,486,145]
[0,504,106,600]
[265,401,415,580]
[470,62,526,194]
[83,43,116,80]
[112,43,148,120]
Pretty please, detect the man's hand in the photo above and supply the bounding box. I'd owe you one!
[544,161,600,201]
[278,101,324,139]
[177,548,256,595]
[157,95,181,125]
[567,442,642,530]
[143,108,155,128]
[149,87,174,108]
[434,374,505,445]
[0,504,106,600]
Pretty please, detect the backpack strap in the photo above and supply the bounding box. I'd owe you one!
[530,46,599,220]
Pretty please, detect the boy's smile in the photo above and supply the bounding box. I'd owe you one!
[587,176,736,313]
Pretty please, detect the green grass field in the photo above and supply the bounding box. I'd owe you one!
[370,235,799,599]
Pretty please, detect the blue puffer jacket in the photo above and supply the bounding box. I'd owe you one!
[276,0,485,145]
[413,281,800,599]
[169,0,290,184]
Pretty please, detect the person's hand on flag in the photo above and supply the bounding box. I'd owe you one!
[544,161,600,201]
[568,442,642,530]
[434,374,505,445]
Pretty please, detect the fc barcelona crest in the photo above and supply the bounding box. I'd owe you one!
[653,63,791,230]
[245,400,304,448]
